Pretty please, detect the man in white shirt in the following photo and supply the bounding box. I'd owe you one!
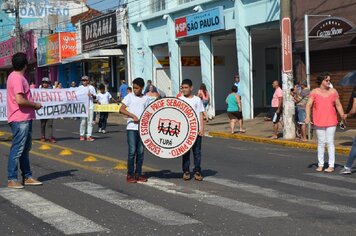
[78,76,96,141]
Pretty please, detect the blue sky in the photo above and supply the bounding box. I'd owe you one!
[86,0,123,12]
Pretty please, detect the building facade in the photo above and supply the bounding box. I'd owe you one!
[127,0,281,119]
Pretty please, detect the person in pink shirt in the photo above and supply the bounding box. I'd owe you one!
[305,72,345,173]
[265,80,283,139]
[6,53,42,189]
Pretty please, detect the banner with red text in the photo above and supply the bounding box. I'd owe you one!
[0,88,89,121]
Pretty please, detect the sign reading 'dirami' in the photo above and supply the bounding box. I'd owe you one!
[175,6,225,39]
[81,12,118,52]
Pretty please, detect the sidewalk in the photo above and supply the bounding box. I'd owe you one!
[108,112,356,155]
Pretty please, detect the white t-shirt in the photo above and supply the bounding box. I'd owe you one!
[79,85,96,109]
[178,95,205,128]
[96,92,112,105]
[122,93,150,130]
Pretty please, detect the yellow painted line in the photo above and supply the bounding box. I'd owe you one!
[0,142,106,174]
[209,131,351,155]
[32,141,157,172]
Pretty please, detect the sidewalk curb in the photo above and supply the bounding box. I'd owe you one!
[208,131,351,155]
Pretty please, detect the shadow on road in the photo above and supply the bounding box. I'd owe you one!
[144,169,218,179]
[38,169,78,182]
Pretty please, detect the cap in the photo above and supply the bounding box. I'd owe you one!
[81,76,89,81]
[42,77,50,83]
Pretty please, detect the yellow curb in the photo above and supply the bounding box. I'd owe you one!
[39,144,51,150]
[209,131,351,155]
[83,156,98,162]
[113,162,127,170]
[59,149,73,156]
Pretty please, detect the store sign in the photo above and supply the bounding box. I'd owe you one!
[139,98,199,159]
[175,6,225,38]
[37,32,77,67]
[281,17,292,73]
[309,17,355,37]
[116,8,127,45]
[9,3,70,18]
[0,31,35,68]
[81,12,118,52]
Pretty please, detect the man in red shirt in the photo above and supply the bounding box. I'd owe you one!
[6,53,42,189]
[265,80,283,139]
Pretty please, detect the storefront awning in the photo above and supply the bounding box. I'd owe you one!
[61,49,124,64]
[293,35,356,53]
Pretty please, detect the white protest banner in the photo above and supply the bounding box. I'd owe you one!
[32,88,89,119]
[139,98,199,159]
[0,90,7,121]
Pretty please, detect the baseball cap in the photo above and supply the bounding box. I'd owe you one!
[42,77,50,83]
[81,76,89,81]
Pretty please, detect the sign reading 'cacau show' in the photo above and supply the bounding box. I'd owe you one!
[139,98,199,159]
[175,6,225,38]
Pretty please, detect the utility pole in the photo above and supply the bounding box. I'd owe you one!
[14,0,22,52]
[280,0,295,139]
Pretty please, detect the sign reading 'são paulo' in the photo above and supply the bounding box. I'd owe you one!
[175,6,225,38]
[0,88,89,121]
[139,98,199,159]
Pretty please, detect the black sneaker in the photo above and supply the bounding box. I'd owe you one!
[194,172,203,181]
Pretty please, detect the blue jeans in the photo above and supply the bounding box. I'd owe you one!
[182,136,202,173]
[346,136,356,168]
[8,120,33,181]
[127,130,144,175]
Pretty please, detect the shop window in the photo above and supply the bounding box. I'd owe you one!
[178,0,195,4]
[151,0,165,12]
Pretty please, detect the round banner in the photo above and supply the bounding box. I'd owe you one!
[139,97,199,159]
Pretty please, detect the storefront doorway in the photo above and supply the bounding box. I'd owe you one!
[152,44,171,97]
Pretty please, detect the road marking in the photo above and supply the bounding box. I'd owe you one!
[64,181,200,225]
[0,142,106,174]
[0,188,109,235]
[204,176,356,214]
[250,174,356,198]
[140,178,287,218]
[305,173,356,184]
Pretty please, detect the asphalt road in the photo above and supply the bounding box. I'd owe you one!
[0,119,355,236]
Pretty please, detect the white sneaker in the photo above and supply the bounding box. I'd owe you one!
[102,130,106,134]
[98,128,102,133]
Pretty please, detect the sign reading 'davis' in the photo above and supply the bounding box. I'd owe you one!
[81,12,118,52]
[309,17,355,37]
[139,98,199,159]
[175,6,224,39]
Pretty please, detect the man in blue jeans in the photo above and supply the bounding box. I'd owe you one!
[340,92,356,174]
[6,53,42,189]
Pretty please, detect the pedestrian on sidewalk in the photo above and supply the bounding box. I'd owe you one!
[118,79,128,102]
[96,84,118,134]
[340,92,356,175]
[146,84,160,103]
[79,76,96,142]
[6,52,43,189]
[292,81,310,141]
[226,85,245,134]
[197,83,210,122]
[305,72,346,173]
[178,79,205,181]
[233,74,242,96]
[266,80,283,139]
[39,77,56,143]
[119,78,150,183]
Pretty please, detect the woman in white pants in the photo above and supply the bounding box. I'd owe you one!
[305,72,345,173]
